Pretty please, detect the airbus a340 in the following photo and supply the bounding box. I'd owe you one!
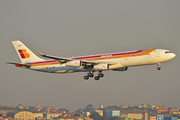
[6,41,176,80]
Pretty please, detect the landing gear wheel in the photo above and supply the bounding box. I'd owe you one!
[94,76,100,80]
[88,73,94,77]
[98,71,104,77]
[98,73,104,77]
[157,67,161,70]
[84,76,89,80]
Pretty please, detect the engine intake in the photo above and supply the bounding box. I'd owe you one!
[66,60,81,67]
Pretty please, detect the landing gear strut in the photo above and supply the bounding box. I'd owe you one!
[157,63,161,70]
[88,72,94,77]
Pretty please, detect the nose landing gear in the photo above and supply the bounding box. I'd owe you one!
[157,63,161,70]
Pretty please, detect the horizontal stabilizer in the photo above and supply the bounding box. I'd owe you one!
[6,62,31,68]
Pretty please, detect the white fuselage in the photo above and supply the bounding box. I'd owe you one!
[29,49,175,73]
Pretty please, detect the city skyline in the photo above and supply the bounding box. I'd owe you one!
[1,103,180,112]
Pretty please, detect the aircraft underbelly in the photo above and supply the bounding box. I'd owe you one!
[31,66,86,73]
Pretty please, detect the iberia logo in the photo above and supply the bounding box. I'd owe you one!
[18,49,30,59]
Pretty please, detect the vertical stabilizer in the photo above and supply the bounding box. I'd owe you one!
[12,40,44,63]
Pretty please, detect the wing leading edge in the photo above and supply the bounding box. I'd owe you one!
[36,51,116,65]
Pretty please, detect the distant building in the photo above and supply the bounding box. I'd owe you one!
[156,107,169,113]
[0,117,14,120]
[121,113,143,120]
[117,105,120,108]
[172,112,180,114]
[46,113,62,120]
[106,110,120,117]
[47,108,50,114]
[143,110,148,120]
[83,112,90,117]
[95,110,103,116]
[34,113,46,120]
[34,113,44,118]
[122,105,128,109]
[129,105,135,108]
[170,108,179,112]
[100,105,104,108]
[156,115,163,120]
[150,116,156,120]
[14,111,35,120]
[18,106,24,110]
[127,113,143,120]
[84,117,94,120]
[150,115,163,120]
[164,117,178,120]
[7,104,10,108]
[0,110,8,114]
[51,116,85,120]
[121,113,128,118]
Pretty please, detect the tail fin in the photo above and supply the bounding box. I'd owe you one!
[12,40,44,63]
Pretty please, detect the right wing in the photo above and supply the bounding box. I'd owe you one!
[36,51,72,62]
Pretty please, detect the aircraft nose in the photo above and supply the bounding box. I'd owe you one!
[171,53,176,59]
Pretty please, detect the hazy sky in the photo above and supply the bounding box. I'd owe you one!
[0,0,180,112]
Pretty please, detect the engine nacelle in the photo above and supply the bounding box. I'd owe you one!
[93,63,109,70]
[66,60,81,67]
[112,67,128,71]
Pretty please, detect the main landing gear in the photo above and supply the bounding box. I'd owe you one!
[157,63,161,70]
[84,72,94,80]
[84,71,104,80]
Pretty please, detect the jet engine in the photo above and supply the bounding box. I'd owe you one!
[66,60,81,67]
[94,63,109,70]
[112,67,128,71]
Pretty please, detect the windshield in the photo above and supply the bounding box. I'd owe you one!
[165,51,171,54]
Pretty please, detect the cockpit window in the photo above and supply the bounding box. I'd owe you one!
[165,51,171,53]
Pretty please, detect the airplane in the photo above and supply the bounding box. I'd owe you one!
[6,41,176,80]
